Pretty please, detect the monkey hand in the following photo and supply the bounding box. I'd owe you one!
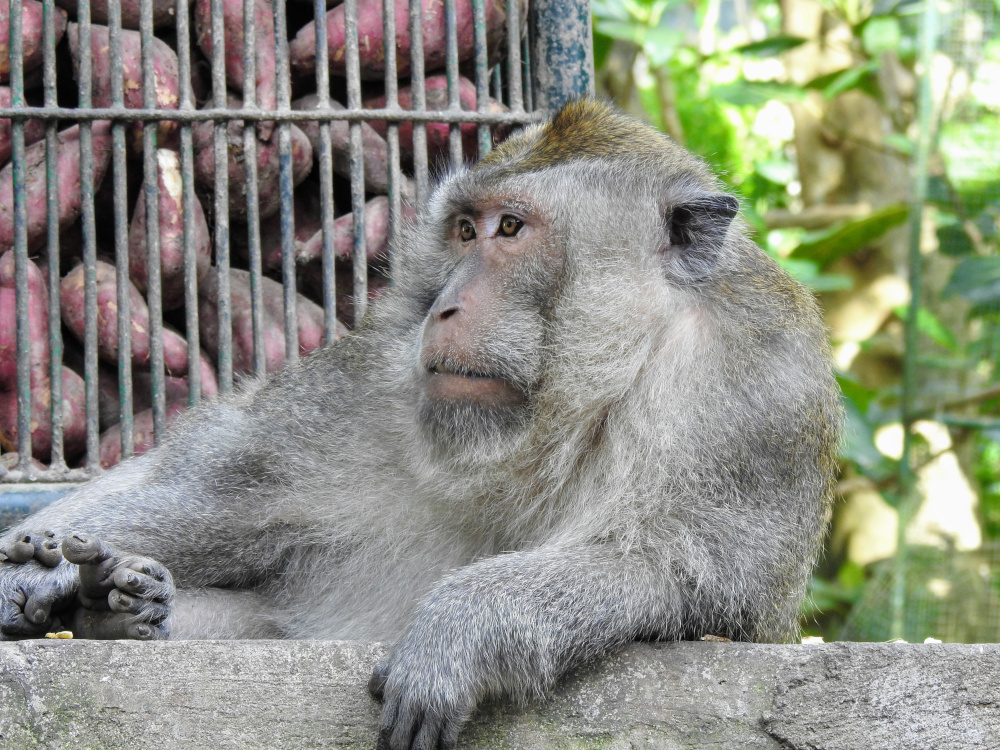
[0,530,174,640]
[369,625,482,750]
[0,530,78,638]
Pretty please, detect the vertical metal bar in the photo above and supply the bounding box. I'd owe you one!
[175,0,201,405]
[344,0,366,325]
[10,0,32,471]
[42,0,65,471]
[529,0,595,111]
[471,0,491,157]
[273,0,298,359]
[243,0,266,376]
[210,0,234,393]
[314,0,337,343]
[491,64,502,107]
[444,0,463,167]
[505,0,523,112]
[141,0,165,442]
[109,0,134,459]
[894,0,939,644]
[76,0,101,469]
[408,0,428,209]
[382,0,402,271]
[521,22,533,111]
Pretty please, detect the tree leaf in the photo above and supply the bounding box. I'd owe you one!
[942,256,1000,312]
[733,35,809,58]
[790,204,909,266]
[711,80,807,107]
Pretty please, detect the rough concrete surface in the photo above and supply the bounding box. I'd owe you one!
[0,640,997,749]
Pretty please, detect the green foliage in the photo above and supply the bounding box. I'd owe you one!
[593,0,1000,643]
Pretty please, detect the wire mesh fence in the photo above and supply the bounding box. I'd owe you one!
[0,0,593,495]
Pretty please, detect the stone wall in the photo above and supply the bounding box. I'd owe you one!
[0,640,997,749]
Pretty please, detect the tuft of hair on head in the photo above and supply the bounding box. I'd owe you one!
[477,99,680,173]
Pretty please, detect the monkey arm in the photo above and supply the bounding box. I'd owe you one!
[373,543,678,750]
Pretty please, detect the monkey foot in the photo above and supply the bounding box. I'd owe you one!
[61,533,175,640]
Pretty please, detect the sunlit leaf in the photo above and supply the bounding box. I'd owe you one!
[893,306,960,351]
[594,19,646,44]
[790,204,909,266]
[711,80,807,107]
[936,224,976,257]
[778,258,854,291]
[942,256,1000,312]
[821,60,881,98]
[861,16,902,56]
[733,35,809,58]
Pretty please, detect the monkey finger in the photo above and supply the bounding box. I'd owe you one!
[411,717,446,750]
[60,532,118,567]
[368,660,391,700]
[112,558,174,598]
[107,590,171,624]
[1,537,36,564]
[33,538,63,568]
[70,609,168,640]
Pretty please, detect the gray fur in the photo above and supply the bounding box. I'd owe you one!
[0,104,841,749]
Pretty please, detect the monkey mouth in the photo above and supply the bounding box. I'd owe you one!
[424,362,527,406]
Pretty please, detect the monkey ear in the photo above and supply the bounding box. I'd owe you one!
[660,193,740,283]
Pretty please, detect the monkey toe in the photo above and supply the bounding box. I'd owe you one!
[368,660,390,700]
[0,531,62,567]
[70,608,168,640]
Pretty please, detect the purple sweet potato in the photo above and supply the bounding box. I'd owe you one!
[67,23,180,150]
[0,249,48,389]
[233,189,323,272]
[128,149,212,311]
[194,0,276,141]
[98,399,186,469]
[289,0,520,80]
[61,259,190,375]
[0,0,67,83]
[0,87,46,167]
[291,94,414,199]
[0,122,112,254]
[199,266,346,377]
[192,97,313,221]
[54,0,176,30]
[296,195,392,267]
[365,75,507,165]
[0,365,86,462]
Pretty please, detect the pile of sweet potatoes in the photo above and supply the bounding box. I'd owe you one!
[0,0,521,470]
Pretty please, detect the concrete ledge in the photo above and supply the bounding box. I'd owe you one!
[0,640,998,749]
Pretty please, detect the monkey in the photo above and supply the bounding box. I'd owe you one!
[0,100,842,750]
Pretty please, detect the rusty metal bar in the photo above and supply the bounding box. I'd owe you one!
[382,0,402,271]
[344,0,366,326]
[176,0,202,406]
[0,107,542,124]
[274,0,299,362]
[42,0,65,472]
[471,0,491,157]
[445,0,463,168]
[76,0,101,470]
[409,0,429,209]
[11,0,32,472]
[109,0,135,461]
[312,0,338,344]
[141,0,166,442]
[506,0,524,112]
[243,0,266,377]
[210,0,234,393]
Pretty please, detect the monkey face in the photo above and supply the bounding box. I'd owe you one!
[414,194,562,452]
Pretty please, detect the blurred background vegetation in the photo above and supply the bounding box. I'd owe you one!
[589,0,1000,642]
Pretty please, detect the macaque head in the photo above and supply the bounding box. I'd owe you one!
[407,100,741,456]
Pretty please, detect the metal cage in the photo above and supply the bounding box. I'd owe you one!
[0,0,594,515]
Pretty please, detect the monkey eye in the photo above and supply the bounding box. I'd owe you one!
[459,219,476,242]
[499,215,523,237]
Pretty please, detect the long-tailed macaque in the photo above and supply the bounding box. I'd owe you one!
[0,101,842,750]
